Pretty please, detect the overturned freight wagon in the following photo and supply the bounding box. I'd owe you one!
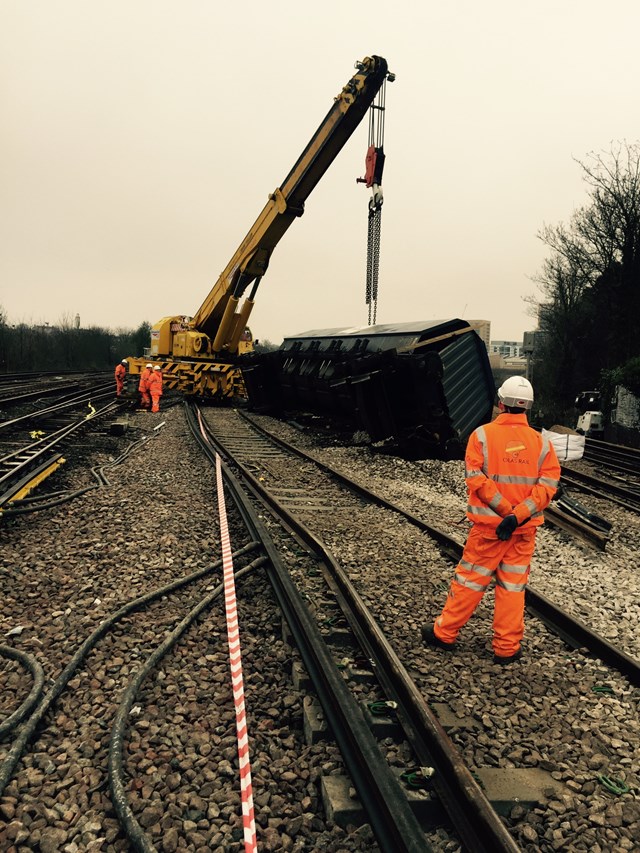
[241,319,496,459]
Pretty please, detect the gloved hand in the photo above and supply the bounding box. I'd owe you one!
[496,514,518,541]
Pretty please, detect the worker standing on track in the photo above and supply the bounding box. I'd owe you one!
[148,365,163,413]
[422,376,561,665]
[139,363,153,410]
[114,359,127,397]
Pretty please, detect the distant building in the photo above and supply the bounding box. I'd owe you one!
[468,320,491,350]
[490,339,522,358]
[467,324,525,360]
[488,338,528,379]
[468,325,532,373]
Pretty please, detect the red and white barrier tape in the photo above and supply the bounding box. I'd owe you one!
[215,453,257,853]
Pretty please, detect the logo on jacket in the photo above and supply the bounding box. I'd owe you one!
[504,439,529,464]
[505,441,526,455]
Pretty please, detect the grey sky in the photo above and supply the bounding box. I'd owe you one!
[2,1,638,345]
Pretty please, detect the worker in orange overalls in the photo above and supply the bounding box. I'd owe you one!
[148,365,163,413]
[422,376,561,665]
[139,363,153,410]
[114,359,127,397]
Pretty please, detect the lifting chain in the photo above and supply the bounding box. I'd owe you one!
[366,204,382,325]
[358,72,392,327]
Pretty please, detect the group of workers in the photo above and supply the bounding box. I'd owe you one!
[114,359,163,412]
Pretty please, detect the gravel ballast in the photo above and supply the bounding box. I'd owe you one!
[2,404,639,853]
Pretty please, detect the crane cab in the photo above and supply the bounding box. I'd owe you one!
[237,327,254,356]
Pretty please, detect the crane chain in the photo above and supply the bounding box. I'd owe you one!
[366,210,375,315]
[366,206,382,326]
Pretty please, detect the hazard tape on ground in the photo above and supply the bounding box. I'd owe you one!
[215,453,257,853]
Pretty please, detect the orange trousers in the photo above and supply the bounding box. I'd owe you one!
[150,392,161,413]
[115,378,124,396]
[139,390,150,409]
[434,525,537,657]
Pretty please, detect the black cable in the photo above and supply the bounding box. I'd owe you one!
[109,558,267,852]
[0,541,261,796]
[0,645,45,739]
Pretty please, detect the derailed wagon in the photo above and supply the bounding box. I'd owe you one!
[241,319,496,459]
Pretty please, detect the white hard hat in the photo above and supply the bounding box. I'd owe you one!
[498,376,534,410]
[153,365,161,370]
[146,363,153,368]
[121,359,127,364]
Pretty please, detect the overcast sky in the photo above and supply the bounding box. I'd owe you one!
[2,1,639,345]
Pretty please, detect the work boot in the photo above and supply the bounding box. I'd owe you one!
[421,624,456,651]
[493,649,522,665]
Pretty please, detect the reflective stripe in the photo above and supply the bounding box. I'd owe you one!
[466,467,484,478]
[491,474,538,485]
[538,434,551,468]
[539,476,559,487]
[467,505,500,517]
[488,493,504,510]
[524,498,537,514]
[475,426,489,474]
[454,573,486,592]
[465,563,495,578]
[496,578,527,592]
[499,562,528,575]
[460,558,495,577]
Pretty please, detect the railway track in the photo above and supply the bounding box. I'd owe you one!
[0,386,124,512]
[583,436,640,477]
[212,407,637,676]
[2,405,638,851]
[194,406,640,850]
[187,405,517,852]
[4,406,453,852]
[0,371,111,409]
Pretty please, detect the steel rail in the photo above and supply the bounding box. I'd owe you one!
[195,406,522,853]
[185,404,433,853]
[0,382,81,407]
[0,385,115,432]
[0,369,110,382]
[586,435,640,460]
[239,411,640,690]
[543,502,609,549]
[560,467,640,512]
[0,399,120,508]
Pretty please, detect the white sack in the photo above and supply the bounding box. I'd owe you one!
[542,429,585,462]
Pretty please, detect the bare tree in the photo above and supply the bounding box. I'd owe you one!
[531,142,640,415]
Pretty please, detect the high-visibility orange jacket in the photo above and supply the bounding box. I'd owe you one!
[115,363,126,382]
[148,370,163,397]
[139,368,152,392]
[465,412,561,531]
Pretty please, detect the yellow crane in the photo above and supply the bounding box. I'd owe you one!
[128,55,394,398]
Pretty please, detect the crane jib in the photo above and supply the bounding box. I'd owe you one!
[191,55,393,347]
[134,55,394,399]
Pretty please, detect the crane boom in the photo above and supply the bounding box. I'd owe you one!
[130,55,393,400]
[193,55,391,350]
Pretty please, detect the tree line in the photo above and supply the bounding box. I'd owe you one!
[529,141,640,426]
[0,311,151,373]
[0,310,280,374]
